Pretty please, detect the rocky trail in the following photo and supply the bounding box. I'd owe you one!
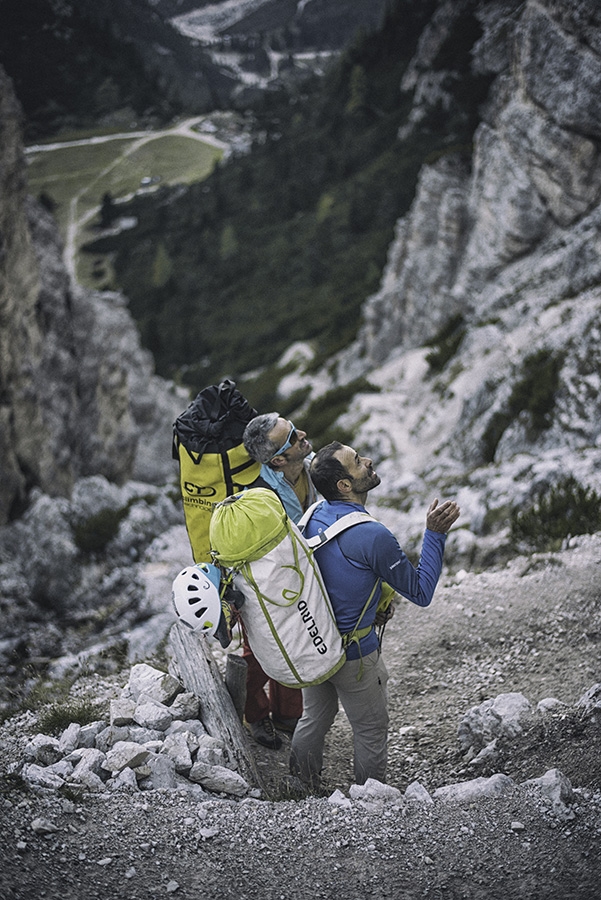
[1,532,600,899]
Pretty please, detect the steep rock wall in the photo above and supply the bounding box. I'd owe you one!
[284,0,601,560]
[0,67,64,523]
[356,0,601,363]
[0,68,185,526]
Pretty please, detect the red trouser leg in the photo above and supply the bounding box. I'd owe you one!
[242,643,270,724]
[242,638,303,722]
[270,679,303,720]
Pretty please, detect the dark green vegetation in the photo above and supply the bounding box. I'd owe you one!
[511,475,601,552]
[71,493,160,555]
[0,0,230,140]
[71,507,131,556]
[426,314,467,374]
[1,0,173,138]
[37,698,106,735]
[300,378,381,448]
[0,663,107,729]
[482,349,564,463]
[83,0,493,402]
[0,667,121,731]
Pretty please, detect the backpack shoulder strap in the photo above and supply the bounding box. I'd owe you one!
[303,510,375,549]
[297,500,322,531]
[300,502,381,679]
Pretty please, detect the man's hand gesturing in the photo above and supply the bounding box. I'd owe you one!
[426,498,461,533]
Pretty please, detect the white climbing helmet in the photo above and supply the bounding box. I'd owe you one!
[171,563,222,636]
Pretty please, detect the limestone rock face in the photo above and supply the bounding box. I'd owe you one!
[0,67,48,523]
[0,68,186,527]
[358,0,601,364]
[295,0,601,564]
[358,157,470,365]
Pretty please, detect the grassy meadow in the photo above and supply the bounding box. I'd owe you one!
[25,128,223,286]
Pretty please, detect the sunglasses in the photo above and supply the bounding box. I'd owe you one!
[270,421,299,459]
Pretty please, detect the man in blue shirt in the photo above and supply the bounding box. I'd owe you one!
[290,440,460,790]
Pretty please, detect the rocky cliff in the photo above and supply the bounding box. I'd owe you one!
[0,66,190,705]
[0,7,600,881]
[0,66,186,527]
[282,0,601,563]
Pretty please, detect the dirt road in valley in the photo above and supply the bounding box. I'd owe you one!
[26,117,229,279]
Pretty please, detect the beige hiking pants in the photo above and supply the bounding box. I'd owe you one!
[290,649,389,789]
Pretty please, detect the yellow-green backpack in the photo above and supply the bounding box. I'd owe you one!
[172,380,261,563]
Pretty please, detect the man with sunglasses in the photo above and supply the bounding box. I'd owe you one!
[239,413,318,749]
[245,415,317,523]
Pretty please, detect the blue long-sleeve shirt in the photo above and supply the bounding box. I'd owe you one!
[304,500,447,660]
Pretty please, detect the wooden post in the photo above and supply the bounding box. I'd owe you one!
[168,623,264,791]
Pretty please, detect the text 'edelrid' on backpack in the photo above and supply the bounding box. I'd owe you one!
[209,488,379,689]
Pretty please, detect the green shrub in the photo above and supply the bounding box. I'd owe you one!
[72,506,129,554]
[279,388,310,419]
[481,409,511,464]
[425,314,466,374]
[480,503,512,536]
[378,488,413,513]
[510,349,563,432]
[11,664,114,733]
[237,361,296,415]
[482,349,563,462]
[510,475,601,551]
[38,699,106,736]
[304,378,380,448]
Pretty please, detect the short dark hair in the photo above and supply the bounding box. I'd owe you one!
[309,442,349,501]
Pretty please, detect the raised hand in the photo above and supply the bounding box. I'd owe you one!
[426,498,461,533]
